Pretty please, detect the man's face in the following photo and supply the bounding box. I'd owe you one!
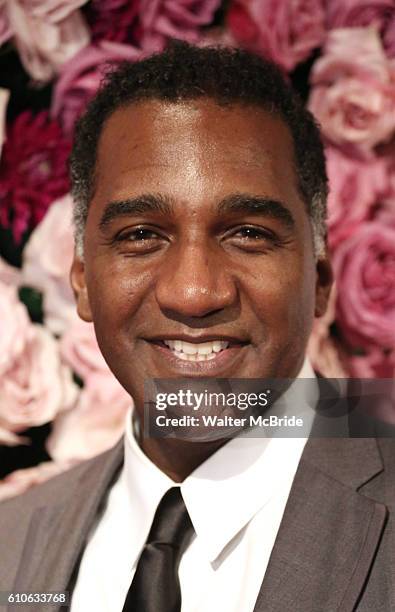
[71,99,331,412]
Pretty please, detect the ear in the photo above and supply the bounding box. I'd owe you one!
[70,254,93,322]
[314,248,333,318]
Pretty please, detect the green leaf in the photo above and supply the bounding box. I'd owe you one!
[18,286,43,324]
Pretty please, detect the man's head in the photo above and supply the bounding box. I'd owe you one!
[70,42,328,259]
[69,42,332,413]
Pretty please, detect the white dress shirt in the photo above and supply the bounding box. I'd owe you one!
[71,359,316,612]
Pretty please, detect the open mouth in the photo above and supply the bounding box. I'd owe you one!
[145,336,250,373]
[160,339,230,362]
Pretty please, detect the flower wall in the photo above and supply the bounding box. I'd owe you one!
[0,0,394,499]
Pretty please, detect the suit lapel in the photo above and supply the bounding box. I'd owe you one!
[253,438,387,612]
[11,441,124,612]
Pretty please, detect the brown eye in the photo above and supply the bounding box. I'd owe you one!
[230,226,278,243]
[113,226,167,255]
[235,227,272,240]
[121,228,159,241]
[224,225,283,253]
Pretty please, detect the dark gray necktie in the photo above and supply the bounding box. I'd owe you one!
[122,487,194,612]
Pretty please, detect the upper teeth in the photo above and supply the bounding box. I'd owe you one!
[163,339,229,358]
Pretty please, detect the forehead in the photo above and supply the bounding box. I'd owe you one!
[93,99,302,211]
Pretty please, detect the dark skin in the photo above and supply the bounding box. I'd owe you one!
[71,99,332,481]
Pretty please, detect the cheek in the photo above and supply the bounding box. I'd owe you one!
[245,258,315,337]
[85,260,155,341]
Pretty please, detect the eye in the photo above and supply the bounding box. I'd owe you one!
[234,227,273,240]
[121,228,159,241]
[225,225,280,251]
[114,226,166,253]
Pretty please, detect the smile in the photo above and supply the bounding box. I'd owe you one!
[162,339,229,362]
[145,334,250,376]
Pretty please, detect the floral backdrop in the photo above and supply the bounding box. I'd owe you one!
[0,0,394,500]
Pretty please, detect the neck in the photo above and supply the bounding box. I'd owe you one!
[139,435,227,482]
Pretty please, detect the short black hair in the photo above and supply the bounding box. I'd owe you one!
[70,41,328,256]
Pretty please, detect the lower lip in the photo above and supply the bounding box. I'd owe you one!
[147,342,247,376]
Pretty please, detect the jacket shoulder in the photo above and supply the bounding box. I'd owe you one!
[0,442,123,589]
[0,442,123,527]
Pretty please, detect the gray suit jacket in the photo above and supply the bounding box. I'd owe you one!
[0,437,394,611]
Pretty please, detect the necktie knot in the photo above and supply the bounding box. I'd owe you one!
[146,487,193,551]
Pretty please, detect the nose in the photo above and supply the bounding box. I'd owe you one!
[154,241,238,319]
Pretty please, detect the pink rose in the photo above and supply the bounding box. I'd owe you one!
[0,255,21,287]
[0,111,71,242]
[0,0,12,45]
[2,0,89,82]
[0,281,37,446]
[349,347,395,377]
[47,371,131,463]
[0,281,32,377]
[227,0,325,72]
[325,146,389,248]
[59,319,109,380]
[333,220,395,350]
[0,427,28,446]
[326,0,395,57]
[0,324,78,433]
[20,1,89,22]
[139,0,221,51]
[309,27,395,156]
[51,41,142,135]
[53,319,132,462]
[326,0,394,29]
[22,193,78,335]
[0,460,72,501]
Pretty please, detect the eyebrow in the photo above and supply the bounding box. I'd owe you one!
[99,194,172,230]
[98,192,295,231]
[217,193,295,229]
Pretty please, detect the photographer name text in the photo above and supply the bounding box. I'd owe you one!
[155,414,303,428]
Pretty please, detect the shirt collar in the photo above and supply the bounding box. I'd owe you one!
[124,357,316,565]
[123,413,176,567]
[182,434,308,562]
